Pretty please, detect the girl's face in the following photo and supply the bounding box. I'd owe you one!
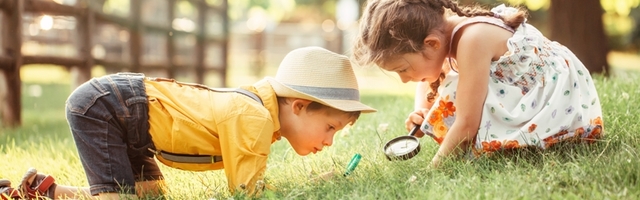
[382,49,446,83]
[280,100,353,156]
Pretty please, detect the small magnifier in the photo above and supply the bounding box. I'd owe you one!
[383,125,421,161]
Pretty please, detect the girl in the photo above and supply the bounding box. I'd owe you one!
[352,0,604,167]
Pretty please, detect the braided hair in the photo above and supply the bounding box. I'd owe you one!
[353,0,527,103]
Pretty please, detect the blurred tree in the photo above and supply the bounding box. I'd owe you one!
[631,6,640,51]
[601,0,640,51]
[549,0,609,75]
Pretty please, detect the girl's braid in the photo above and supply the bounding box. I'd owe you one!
[441,0,494,18]
[442,0,527,29]
[426,71,447,103]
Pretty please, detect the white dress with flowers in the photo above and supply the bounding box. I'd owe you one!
[420,6,604,156]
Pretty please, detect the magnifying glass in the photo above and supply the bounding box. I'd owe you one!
[383,125,422,161]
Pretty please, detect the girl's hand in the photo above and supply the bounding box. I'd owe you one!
[405,109,428,138]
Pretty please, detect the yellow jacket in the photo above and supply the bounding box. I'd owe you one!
[144,78,281,194]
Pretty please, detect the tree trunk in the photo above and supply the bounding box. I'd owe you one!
[549,0,610,75]
[1,0,23,127]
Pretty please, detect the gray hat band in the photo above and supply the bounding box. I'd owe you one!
[285,84,360,101]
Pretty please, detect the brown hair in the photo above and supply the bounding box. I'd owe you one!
[277,97,361,125]
[353,0,527,103]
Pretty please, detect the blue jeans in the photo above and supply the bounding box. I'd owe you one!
[65,73,163,195]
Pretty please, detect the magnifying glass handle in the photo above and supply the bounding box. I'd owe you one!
[410,124,437,138]
[408,125,420,137]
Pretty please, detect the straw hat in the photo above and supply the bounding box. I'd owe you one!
[266,46,376,113]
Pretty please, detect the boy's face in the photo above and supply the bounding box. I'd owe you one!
[279,99,354,156]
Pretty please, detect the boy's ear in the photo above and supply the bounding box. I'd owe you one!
[291,99,312,115]
[423,35,441,50]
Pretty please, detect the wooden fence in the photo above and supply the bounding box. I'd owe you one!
[0,0,229,127]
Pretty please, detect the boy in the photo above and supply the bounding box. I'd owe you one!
[0,46,376,199]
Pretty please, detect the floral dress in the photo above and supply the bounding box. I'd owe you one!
[420,5,604,156]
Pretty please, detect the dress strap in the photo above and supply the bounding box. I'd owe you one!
[447,16,515,73]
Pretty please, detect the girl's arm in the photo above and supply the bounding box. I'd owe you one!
[406,82,434,138]
[431,23,511,167]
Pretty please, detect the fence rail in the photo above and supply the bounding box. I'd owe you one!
[0,0,229,127]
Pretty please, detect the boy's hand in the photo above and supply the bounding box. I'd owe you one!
[309,169,336,182]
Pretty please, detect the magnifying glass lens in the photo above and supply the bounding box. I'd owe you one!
[383,125,422,160]
[385,138,419,156]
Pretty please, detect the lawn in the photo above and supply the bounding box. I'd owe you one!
[1,70,639,199]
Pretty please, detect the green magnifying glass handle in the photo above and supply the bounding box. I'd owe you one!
[343,153,362,177]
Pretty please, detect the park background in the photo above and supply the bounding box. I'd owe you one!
[1,0,640,199]
[2,0,640,126]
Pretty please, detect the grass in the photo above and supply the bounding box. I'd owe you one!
[1,69,640,199]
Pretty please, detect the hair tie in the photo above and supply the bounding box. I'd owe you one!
[491,4,517,17]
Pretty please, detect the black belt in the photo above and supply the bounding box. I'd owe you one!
[149,149,223,163]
